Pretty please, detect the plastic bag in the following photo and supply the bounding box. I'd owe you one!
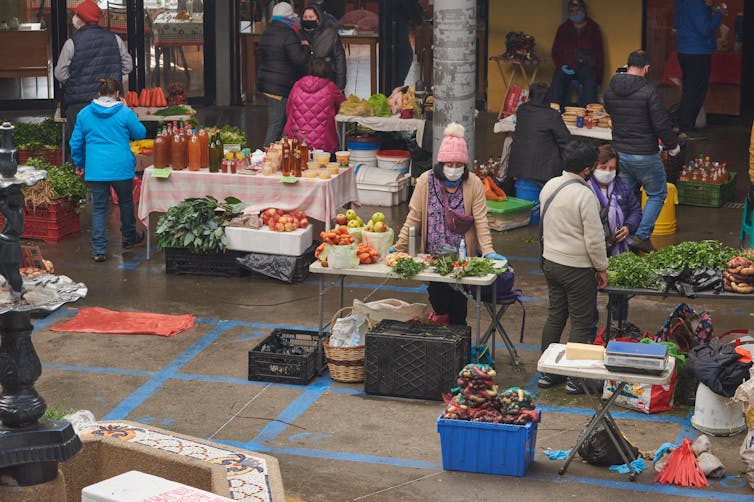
[321,242,359,269]
[352,298,426,324]
[602,371,677,414]
[329,313,367,347]
[742,430,754,488]
[362,228,394,258]
[578,421,640,466]
[236,243,315,283]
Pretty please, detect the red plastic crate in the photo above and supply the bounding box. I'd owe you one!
[22,214,81,243]
[18,147,63,166]
[24,199,75,220]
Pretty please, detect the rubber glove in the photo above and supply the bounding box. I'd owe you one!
[561,65,576,75]
[543,449,571,460]
[668,144,681,157]
[485,252,507,261]
[389,246,396,253]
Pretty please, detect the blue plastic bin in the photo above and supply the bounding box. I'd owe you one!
[437,415,538,476]
[514,179,543,225]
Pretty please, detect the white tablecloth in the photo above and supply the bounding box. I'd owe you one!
[494,115,613,141]
[138,167,359,229]
[336,114,425,146]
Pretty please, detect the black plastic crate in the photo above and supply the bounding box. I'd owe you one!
[164,247,249,277]
[237,243,316,283]
[365,321,470,401]
[248,329,325,385]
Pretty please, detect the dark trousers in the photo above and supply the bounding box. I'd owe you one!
[677,53,711,132]
[541,259,598,351]
[264,95,288,146]
[550,66,598,110]
[428,282,467,326]
[87,179,137,255]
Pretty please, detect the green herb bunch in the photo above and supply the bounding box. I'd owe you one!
[216,125,247,147]
[22,159,87,203]
[11,118,61,150]
[392,257,426,278]
[156,196,245,252]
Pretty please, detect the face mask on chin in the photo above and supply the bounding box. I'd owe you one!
[301,20,318,31]
[443,166,465,182]
[593,169,616,185]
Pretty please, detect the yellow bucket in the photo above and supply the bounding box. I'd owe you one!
[641,183,678,236]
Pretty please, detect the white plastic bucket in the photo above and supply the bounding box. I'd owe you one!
[376,150,410,173]
[354,165,406,185]
[691,382,747,436]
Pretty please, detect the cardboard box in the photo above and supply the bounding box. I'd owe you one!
[134,153,153,172]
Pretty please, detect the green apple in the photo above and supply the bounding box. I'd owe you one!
[347,219,361,228]
[373,221,386,232]
[365,220,374,231]
[356,216,364,226]
[371,212,385,223]
[345,209,358,221]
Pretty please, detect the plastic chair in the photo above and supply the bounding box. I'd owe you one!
[741,198,754,248]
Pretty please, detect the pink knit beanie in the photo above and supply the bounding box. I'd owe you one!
[436,123,468,164]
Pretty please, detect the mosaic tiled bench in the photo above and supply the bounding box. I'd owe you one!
[61,420,285,501]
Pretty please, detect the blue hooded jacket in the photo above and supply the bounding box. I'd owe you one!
[70,98,146,181]
[675,0,722,55]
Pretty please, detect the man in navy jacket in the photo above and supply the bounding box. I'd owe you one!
[674,0,725,133]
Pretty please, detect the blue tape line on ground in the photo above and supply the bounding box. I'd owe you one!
[525,373,540,396]
[102,321,235,420]
[675,410,698,443]
[302,279,427,294]
[538,405,689,424]
[31,308,75,331]
[44,363,152,378]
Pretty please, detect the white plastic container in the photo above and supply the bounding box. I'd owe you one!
[82,470,233,502]
[357,173,411,206]
[376,150,410,173]
[691,382,747,436]
[225,225,313,256]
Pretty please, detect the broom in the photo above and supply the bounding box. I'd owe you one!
[653,438,709,488]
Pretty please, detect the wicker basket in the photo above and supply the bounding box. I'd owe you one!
[324,307,370,383]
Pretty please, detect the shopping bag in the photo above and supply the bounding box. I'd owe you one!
[733,376,754,429]
[361,228,395,258]
[321,242,359,269]
[602,370,677,414]
[741,430,754,489]
[502,85,528,117]
[352,298,426,324]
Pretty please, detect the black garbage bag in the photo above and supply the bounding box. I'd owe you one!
[237,243,316,284]
[662,267,723,297]
[686,343,752,397]
[578,420,640,466]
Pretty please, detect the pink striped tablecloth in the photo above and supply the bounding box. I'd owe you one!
[138,167,359,230]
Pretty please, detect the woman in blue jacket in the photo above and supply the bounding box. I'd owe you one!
[70,78,146,262]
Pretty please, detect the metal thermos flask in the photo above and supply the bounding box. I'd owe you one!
[408,227,417,256]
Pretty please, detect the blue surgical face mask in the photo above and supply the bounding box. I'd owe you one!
[570,14,586,23]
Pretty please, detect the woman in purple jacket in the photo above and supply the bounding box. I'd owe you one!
[284,58,345,154]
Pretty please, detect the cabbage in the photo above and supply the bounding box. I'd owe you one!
[367,93,390,117]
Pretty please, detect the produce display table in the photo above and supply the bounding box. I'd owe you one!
[139,167,359,259]
[309,260,520,365]
[601,285,753,339]
[537,343,676,480]
[335,114,425,151]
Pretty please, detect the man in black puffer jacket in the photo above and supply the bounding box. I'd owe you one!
[301,3,346,90]
[604,50,680,254]
[258,2,312,145]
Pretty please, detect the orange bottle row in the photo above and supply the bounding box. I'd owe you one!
[152,122,225,172]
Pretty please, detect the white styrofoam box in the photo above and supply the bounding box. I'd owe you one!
[355,165,406,184]
[82,470,233,502]
[357,174,411,207]
[225,224,313,256]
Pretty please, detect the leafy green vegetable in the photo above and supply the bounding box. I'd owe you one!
[156,196,245,252]
[217,125,247,147]
[367,93,391,117]
[607,240,738,290]
[22,158,87,203]
[432,255,456,276]
[152,104,195,117]
[452,257,504,279]
[393,257,426,279]
[11,118,61,149]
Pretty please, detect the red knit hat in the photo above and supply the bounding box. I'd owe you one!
[436,123,468,164]
[75,0,102,24]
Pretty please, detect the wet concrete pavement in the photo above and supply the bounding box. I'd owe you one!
[8,107,754,501]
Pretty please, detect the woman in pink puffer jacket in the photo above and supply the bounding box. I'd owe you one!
[284,58,346,154]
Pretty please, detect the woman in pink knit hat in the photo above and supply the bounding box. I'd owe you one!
[394,123,506,325]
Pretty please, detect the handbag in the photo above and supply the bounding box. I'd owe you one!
[437,177,474,234]
[600,205,617,254]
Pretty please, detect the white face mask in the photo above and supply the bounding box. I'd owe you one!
[593,169,616,185]
[72,14,84,30]
[443,166,465,181]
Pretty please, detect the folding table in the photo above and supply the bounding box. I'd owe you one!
[537,343,675,480]
[489,55,542,120]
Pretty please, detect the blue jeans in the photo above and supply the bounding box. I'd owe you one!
[618,153,667,240]
[88,179,137,255]
[550,66,598,110]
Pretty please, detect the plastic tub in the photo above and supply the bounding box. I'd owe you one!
[691,382,746,436]
[336,150,350,166]
[376,149,410,174]
[515,179,543,225]
[487,197,535,231]
[641,183,678,236]
[355,165,411,206]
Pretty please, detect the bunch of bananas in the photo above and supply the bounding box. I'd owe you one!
[130,139,155,155]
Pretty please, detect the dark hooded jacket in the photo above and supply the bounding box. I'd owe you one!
[257,20,312,97]
[508,99,571,184]
[301,4,347,90]
[603,73,678,155]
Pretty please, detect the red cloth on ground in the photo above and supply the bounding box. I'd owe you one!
[51,307,195,337]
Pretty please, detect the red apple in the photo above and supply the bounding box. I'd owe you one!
[292,218,300,228]
[299,218,309,228]
[275,222,285,232]
[284,222,295,232]
[335,213,348,226]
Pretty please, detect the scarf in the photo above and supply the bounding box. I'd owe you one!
[589,177,628,256]
[272,16,299,34]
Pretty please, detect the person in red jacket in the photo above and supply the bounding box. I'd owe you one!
[284,58,346,154]
[549,0,604,111]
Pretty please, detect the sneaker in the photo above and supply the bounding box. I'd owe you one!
[565,378,585,395]
[537,373,566,389]
[628,236,654,254]
[93,254,107,262]
[122,231,145,249]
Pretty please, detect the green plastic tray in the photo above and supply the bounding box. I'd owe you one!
[486,197,535,213]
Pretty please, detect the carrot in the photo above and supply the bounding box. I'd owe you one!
[155,87,167,107]
[139,88,149,107]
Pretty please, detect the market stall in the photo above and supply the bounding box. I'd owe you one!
[335,114,426,151]
[139,166,358,259]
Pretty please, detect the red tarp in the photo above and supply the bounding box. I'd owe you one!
[51,308,195,337]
